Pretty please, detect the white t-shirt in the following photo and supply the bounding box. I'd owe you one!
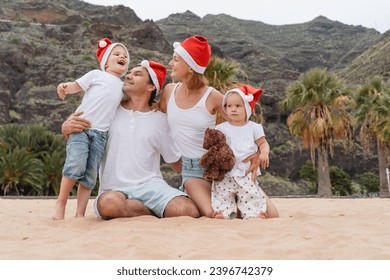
[216,121,265,177]
[98,105,181,192]
[167,83,216,158]
[76,69,124,131]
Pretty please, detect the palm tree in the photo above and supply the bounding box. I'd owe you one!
[205,55,245,124]
[281,68,354,197]
[352,76,390,198]
[0,123,54,155]
[41,150,66,196]
[0,123,66,196]
[0,147,45,196]
[0,124,24,150]
[204,55,244,92]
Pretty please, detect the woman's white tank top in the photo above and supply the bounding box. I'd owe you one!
[167,83,216,158]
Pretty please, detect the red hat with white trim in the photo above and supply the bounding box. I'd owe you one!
[96,38,129,77]
[173,35,211,74]
[223,85,263,121]
[140,60,167,94]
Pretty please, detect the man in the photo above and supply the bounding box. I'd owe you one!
[61,60,200,219]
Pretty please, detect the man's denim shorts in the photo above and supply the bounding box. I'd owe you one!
[62,129,107,190]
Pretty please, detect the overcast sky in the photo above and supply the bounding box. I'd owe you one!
[83,0,389,33]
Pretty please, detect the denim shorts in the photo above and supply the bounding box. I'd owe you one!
[180,157,207,191]
[62,129,107,190]
[94,178,187,218]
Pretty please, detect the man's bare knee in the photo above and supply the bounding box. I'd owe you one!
[164,196,200,218]
[97,192,125,219]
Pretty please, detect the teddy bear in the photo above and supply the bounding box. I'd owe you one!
[199,128,236,182]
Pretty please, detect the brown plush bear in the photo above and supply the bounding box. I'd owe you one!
[199,128,236,182]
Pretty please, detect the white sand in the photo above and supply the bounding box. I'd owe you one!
[1,197,389,260]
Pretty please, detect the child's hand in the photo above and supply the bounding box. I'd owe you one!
[57,83,67,100]
[258,153,269,170]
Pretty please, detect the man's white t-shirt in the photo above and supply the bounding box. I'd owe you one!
[98,105,181,192]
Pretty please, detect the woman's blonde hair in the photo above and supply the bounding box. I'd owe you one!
[187,71,208,90]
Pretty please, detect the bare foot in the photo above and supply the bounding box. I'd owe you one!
[258,211,268,219]
[212,210,226,219]
[52,201,66,220]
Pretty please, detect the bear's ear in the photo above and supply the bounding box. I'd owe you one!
[204,128,211,139]
[203,129,211,149]
[217,130,225,141]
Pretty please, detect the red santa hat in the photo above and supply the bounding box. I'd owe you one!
[223,84,263,121]
[96,38,129,77]
[173,35,211,74]
[140,60,167,94]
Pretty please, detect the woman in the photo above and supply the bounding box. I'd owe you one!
[159,35,278,218]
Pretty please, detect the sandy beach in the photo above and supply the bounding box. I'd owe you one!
[1,197,389,260]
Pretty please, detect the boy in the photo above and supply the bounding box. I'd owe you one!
[53,38,129,220]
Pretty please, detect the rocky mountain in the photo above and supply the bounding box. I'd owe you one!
[0,0,171,129]
[157,12,380,85]
[338,30,390,84]
[1,0,387,184]
[156,11,382,125]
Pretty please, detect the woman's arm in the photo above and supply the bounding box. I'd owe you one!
[242,137,270,183]
[255,136,270,170]
[169,157,182,173]
[158,83,174,113]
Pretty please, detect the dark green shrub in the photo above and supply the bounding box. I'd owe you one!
[0,124,66,196]
[299,160,317,193]
[356,172,380,194]
[330,166,352,196]
[300,161,353,196]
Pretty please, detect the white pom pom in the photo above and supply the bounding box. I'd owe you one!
[99,40,107,48]
[245,94,254,102]
[173,42,180,48]
[141,60,149,67]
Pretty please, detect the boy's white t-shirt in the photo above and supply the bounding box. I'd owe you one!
[216,121,265,177]
[76,69,124,131]
[98,105,181,192]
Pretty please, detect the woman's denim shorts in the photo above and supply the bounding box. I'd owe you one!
[180,157,206,191]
